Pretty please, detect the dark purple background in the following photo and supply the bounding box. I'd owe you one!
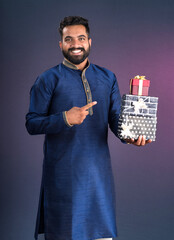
[1,0,174,239]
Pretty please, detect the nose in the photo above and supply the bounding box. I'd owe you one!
[70,38,81,47]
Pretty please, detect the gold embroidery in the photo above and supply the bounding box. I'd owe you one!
[63,58,93,115]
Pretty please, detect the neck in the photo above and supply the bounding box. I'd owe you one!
[64,58,89,71]
[74,58,88,71]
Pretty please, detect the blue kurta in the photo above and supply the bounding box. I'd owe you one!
[26,60,122,240]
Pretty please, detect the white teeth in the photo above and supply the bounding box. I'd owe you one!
[72,50,81,53]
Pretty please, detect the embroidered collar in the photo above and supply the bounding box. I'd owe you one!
[63,58,90,71]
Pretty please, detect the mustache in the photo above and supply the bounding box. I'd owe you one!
[68,47,85,52]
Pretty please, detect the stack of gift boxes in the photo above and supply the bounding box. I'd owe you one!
[117,75,158,141]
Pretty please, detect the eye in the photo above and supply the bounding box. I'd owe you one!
[79,37,86,42]
[65,38,72,42]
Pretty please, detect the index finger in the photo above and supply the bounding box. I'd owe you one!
[81,101,97,111]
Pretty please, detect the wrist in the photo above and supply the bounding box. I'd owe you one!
[63,111,73,127]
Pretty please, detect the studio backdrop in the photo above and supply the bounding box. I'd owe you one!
[1,0,174,240]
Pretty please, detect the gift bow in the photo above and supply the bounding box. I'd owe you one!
[134,75,146,80]
[133,98,147,114]
[120,122,135,138]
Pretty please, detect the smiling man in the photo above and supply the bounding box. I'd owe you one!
[26,16,151,240]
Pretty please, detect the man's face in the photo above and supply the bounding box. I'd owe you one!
[59,25,91,65]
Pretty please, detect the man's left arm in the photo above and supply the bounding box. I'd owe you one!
[108,74,122,139]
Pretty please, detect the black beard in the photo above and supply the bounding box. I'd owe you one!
[62,46,90,65]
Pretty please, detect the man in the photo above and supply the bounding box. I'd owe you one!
[26,16,151,240]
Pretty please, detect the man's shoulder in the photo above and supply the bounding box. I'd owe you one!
[39,64,62,79]
[90,63,116,79]
[33,64,63,89]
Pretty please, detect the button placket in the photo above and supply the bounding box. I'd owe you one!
[63,58,93,115]
[81,70,93,116]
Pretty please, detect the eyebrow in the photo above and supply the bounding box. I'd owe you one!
[78,35,87,38]
[64,35,87,39]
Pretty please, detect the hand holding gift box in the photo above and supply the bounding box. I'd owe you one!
[125,135,152,146]
[118,75,158,146]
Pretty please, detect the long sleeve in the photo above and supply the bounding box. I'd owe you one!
[25,76,70,135]
[108,74,127,145]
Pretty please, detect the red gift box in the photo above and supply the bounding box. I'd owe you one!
[130,76,150,96]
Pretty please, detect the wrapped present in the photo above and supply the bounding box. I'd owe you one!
[117,114,157,141]
[130,75,150,96]
[118,94,158,141]
[118,75,158,141]
[121,94,158,117]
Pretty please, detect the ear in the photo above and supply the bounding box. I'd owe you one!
[89,38,92,47]
[59,41,62,50]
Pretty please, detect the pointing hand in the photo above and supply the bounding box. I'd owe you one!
[66,101,97,125]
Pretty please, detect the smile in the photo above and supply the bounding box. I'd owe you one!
[71,49,83,55]
[72,50,81,53]
[68,48,85,55]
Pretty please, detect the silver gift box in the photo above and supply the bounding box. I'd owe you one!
[118,94,158,141]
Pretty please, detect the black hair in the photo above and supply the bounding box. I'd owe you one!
[59,16,90,38]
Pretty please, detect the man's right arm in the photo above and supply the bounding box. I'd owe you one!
[26,76,97,135]
[25,76,70,135]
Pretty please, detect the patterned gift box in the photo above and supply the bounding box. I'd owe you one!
[118,94,158,141]
[121,94,158,117]
[130,75,150,96]
[118,114,157,141]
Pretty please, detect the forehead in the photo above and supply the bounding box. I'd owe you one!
[62,25,87,38]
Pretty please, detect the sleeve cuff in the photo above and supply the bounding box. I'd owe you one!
[63,111,73,127]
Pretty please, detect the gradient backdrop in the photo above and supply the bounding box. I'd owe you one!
[1,0,174,239]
